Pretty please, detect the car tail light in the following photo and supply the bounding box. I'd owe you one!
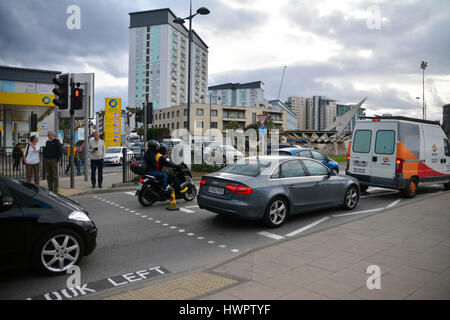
[346,155,350,170]
[226,184,253,194]
[395,159,403,174]
[139,178,144,183]
[372,118,380,122]
[200,179,206,186]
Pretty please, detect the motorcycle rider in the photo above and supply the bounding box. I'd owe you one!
[157,143,184,191]
[144,140,170,192]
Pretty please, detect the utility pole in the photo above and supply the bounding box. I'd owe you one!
[277,66,287,101]
[420,61,427,120]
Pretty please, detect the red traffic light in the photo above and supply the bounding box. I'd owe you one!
[75,89,80,97]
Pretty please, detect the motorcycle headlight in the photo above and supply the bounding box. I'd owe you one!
[69,210,91,222]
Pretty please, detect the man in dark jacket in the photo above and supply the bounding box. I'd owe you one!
[43,131,62,193]
[144,140,170,192]
[12,143,23,171]
[157,143,182,188]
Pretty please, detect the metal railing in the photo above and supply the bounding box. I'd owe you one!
[0,147,71,181]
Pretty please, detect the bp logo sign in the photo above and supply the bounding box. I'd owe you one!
[42,96,51,105]
[109,99,118,108]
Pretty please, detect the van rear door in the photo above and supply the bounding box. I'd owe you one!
[349,124,374,177]
[371,122,398,180]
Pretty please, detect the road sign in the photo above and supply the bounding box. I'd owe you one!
[105,98,122,149]
[258,125,267,136]
[257,114,268,126]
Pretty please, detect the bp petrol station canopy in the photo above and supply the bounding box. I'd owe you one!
[0,66,61,123]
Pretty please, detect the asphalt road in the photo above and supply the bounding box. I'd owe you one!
[0,182,447,300]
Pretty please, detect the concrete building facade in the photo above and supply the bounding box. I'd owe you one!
[128,9,208,111]
[208,81,267,108]
[150,103,287,136]
[285,96,307,130]
[268,99,297,130]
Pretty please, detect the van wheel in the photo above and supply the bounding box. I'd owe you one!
[263,197,288,228]
[342,185,359,210]
[401,178,417,198]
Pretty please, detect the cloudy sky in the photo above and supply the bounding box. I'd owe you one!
[0,0,449,121]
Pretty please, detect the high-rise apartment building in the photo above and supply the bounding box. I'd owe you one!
[208,81,267,108]
[128,9,208,111]
[285,96,307,130]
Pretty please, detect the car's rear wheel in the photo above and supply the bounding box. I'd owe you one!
[33,228,84,276]
[342,185,359,210]
[263,197,288,228]
[401,178,417,198]
[444,182,450,190]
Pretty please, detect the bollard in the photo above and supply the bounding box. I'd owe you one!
[166,189,179,211]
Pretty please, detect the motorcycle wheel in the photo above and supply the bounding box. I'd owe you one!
[183,184,197,201]
[138,187,156,207]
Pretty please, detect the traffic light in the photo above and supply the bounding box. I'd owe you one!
[30,113,37,132]
[71,83,83,110]
[136,109,143,123]
[148,102,153,124]
[52,74,69,109]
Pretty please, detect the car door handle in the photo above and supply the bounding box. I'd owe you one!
[288,184,296,189]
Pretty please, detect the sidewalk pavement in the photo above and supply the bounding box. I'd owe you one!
[98,191,450,300]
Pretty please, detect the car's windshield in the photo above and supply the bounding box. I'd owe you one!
[219,158,271,176]
[106,148,122,153]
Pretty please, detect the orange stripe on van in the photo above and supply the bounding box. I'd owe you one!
[397,141,418,179]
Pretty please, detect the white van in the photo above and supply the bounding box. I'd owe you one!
[347,116,450,197]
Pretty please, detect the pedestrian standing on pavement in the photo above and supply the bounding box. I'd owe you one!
[43,131,62,193]
[75,141,84,176]
[23,135,40,185]
[12,143,23,171]
[89,132,105,188]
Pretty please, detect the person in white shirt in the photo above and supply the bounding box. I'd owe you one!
[23,135,40,185]
[89,132,106,188]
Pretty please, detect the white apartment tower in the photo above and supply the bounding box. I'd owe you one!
[128,9,208,110]
[286,96,307,130]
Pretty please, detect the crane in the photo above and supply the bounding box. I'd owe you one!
[277,66,287,101]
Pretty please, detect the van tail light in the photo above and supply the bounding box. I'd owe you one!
[346,155,350,170]
[200,179,206,186]
[226,184,253,194]
[395,159,403,174]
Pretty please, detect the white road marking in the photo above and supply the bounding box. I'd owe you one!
[361,191,397,198]
[125,192,135,196]
[180,208,195,213]
[155,221,161,223]
[179,229,185,233]
[385,199,401,209]
[141,215,147,218]
[197,237,204,240]
[231,249,239,253]
[332,208,383,218]
[257,231,285,240]
[187,233,195,236]
[163,223,169,226]
[208,241,215,244]
[125,208,130,211]
[170,226,177,229]
[130,210,135,213]
[286,217,331,237]
[185,205,199,209]
[148,218,154,221]
[219,245,227,248]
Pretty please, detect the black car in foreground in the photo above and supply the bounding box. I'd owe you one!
[0,174,97,275]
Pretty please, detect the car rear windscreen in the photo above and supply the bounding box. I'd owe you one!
[353,130,372,153]
[219,159,271,176]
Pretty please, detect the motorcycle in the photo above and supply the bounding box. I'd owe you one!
[135,163,197,207]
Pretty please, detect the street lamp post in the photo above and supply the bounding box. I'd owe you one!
[174,1,210,136]
[420,61,428,120]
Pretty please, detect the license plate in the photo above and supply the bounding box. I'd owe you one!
[137,183,143,190]
[208,186,224,195]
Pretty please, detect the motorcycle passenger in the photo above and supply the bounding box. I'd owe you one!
[157,143,183,189]
[144,140,170,192]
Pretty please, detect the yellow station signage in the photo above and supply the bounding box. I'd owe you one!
[104,98,121,149]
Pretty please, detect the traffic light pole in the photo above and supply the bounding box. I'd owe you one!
[69,78,75,189]
[143,101,148,152]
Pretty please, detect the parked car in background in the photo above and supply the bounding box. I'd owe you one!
[269,147,340,173]
[0,174,97,275]
[104,146,133,165]
[162,138,183,155]
[204,145,244,164]
[198,156,360,227]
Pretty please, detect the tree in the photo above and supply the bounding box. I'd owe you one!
[225,121,240,130]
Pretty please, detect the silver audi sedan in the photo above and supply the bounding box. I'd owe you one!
[197,155,360,227]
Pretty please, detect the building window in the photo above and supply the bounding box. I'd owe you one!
[211,109,218,117]
[177,110,180,117]
[196,121,203,129]
[184,109,187,116]
[184,121,188,128]
[211,122,218,129]
[196,108,204,116]
[177,122,179,129]
[163,113,166,119]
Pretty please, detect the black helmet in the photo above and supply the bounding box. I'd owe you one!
[159,143,167,155]
[147,139,160,152]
